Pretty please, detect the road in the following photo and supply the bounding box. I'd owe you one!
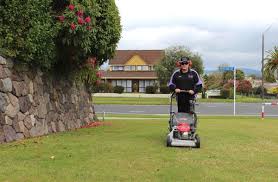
[95,103,278,117]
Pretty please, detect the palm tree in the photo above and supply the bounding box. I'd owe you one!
[264,46,278,82]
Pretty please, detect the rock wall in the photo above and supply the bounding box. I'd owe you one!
[0,56,95,143]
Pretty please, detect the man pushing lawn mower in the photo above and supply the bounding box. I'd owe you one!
[167,57,203,148]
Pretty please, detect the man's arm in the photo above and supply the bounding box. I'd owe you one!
[192,70,203,94]
[168,70,179,91]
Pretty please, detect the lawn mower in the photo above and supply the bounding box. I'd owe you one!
[166,90,200,148]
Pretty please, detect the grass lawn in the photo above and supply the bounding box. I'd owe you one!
[0,116,277,182]
[93,95,273,105]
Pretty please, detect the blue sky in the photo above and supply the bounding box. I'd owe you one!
[114,0,278,70]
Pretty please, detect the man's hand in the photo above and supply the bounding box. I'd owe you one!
[188,90,194,95]
[175,88,181,93]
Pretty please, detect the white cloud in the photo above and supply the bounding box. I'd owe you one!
[115,0,278,70]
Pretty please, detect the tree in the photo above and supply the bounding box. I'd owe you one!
[155,45,204,85]
[264,46,278,82]
[206,73,223,90]
[202,74,209,91]
[253,86,267,96]
[223,69,245,83]
[249,74,258,79]
[237,80,252,95]
[91,0,122,66]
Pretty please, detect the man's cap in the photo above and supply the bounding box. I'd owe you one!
[180,57,190,63]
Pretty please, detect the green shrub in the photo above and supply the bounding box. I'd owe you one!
[160,85,170,94]
[221,88,233,99]
[0,0,122,93]
[237,80,252,95]
[0,0,57,69]
[102,82,114,93]
[92,82,113,93]
[55,1,97,68]
[113,86,124,94]
[92,0,122,65]
[254,86,267,95]
[146,86,156,94]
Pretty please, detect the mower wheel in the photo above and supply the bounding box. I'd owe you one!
[195,134,200,148]
[166,136,172,147]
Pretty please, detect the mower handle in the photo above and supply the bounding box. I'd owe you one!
[169,90,198,115]
[179,90,190,93]
[171,90,190,97]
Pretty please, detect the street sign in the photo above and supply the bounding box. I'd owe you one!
[220,66,235,71]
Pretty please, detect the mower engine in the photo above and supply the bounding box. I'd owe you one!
[170,112,197,140]
[176,122,191,139]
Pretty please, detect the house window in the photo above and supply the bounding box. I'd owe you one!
[137,65,151,71]
[126,80,132,92]
[142,66,149,71]
[139,80,155,92]
[112,80,132,92]
[112,66,124,71]
[125,66,136,71]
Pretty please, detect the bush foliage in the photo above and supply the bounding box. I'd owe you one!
[146,86,156,94]
[113,86,124,94]
[0,0,57,69]
[236,80,252,95]
[91,82,113,93]
[160,85,170,94]
[0,0,121,92]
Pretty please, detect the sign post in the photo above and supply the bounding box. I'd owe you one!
[220,66,236,116]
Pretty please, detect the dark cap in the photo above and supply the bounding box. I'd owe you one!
[179,57,190,65]
[180,57,190,62]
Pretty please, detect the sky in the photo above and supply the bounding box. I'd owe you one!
[114,0,278,70]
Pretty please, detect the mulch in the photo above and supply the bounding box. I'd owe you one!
[80,121,112,129]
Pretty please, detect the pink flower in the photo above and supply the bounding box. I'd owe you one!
[70,23,76,30]
[76,10,84,17]
[87,57,97,67]
[58,16,65,22]
[96,72,102,78]
[85,16,91,23]
[68,4,75,11]
[78,17,84,25]
[86,26,92,30]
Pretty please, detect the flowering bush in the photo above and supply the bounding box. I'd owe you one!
[0,0,121,91]
[236,80,252,95]
[55,2,101,90]
[57,2,96,65]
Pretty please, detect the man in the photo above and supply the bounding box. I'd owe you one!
[168,57,203,113]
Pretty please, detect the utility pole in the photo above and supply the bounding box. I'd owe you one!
[262,34,265,101]
[261,20,278,102]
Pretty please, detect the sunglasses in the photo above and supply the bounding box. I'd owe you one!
[179,61,189,65]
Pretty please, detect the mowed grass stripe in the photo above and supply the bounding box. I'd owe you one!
[0,117,277,182]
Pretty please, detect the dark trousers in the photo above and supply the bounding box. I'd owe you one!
[177,93,192,113]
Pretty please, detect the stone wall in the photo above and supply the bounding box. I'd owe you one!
[0,56,95,143]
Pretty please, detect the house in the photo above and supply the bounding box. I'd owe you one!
[101,50,165,93]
